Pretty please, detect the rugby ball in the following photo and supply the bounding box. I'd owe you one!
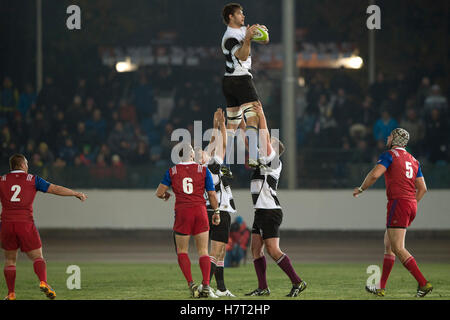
[252,26,269,42]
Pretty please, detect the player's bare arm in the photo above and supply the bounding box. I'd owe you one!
[156,183,171,201]
[205,109,227,160]
[353,164,387,197]
[234,24,258,61]
[207,190,221,226]
[47,184,87,201]
[415,177,427,203]
[254,102,273,157]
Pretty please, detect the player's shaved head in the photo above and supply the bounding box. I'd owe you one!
[222,3,243,25]
[9,153,27,171]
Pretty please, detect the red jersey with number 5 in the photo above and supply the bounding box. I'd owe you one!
[160,162,215,211]
[377,147,423,200]
[0,170,50,222]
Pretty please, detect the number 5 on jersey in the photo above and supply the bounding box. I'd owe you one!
[182,177,193,194]
[405,161,413,179]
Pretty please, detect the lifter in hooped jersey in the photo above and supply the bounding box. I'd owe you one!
[0,154,87,300]
[245,103,307,298]
[195,108,237,298]
[353,128,433,297]
[156,144,221,298]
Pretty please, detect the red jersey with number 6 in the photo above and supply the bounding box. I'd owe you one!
[377,147,423,200]
[160,162,215,210]
[0,170,51,222]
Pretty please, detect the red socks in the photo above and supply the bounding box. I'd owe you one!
[4,266,16,294]
[403,256,427,287]
[380,254,395,289]
[33,258,47,283]
[177,253,193,284]
[199,255,211,286]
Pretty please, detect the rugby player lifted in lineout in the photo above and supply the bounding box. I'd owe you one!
[221,3,269,168]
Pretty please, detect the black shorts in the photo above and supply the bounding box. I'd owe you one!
[222,75,259,108]
[251,209,283,240]
[207,210,232,244]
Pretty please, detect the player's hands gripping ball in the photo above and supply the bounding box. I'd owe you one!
[252,25,269,42]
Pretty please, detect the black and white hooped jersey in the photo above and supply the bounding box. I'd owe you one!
[250,150,282,210]
[221,26,252,77]
[204,156,237,213]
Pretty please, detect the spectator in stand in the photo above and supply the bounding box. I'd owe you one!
[66,95,84,129]
[36,76,60,108]
[380,90,402,121]
[369,72,389,106]
[416,76,431,107]
[424,108,448,164]
[85,109,107,143]
[77,145,95,167]
[74,122,94,149]
[111,154,126,181]
[354,96,377,129]
[58,138,78,165]
[132,73,155,118]
[29,111,50,144]
[330,88,354,134]
[118,99,137,125]
[132,141,150,165]
[90,153,110,180]
[316,94,338,146]
[0,77,18,109]
[75,78,88,102]
[400,108,425,153]
[351,139,372,164]
[373,110,399,143]
[18,83,37,117]
[424,84,448,120]
[225,216,250,268]
[37,142,55,166]
[107,121,136,162]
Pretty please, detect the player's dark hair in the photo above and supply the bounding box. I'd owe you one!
[9,154,26,170]
[222,3,243,25]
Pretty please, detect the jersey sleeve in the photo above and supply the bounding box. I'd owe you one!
[225,38,241,56]
[416,163,424,178]
[377,152,393,169]
[35,176,50,193]
[204,168,215,192]
[160,169,172,187]
[259,149,277,165]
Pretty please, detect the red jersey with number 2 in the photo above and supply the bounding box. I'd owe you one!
[377,147,423,200]
[160,162,215,211]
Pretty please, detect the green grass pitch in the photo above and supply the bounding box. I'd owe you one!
[1,262,449,300]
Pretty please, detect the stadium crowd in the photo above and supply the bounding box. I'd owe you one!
[0,67,448,186]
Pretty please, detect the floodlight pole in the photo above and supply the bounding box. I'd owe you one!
[368,0,376,84]
[36,0,43,93]
[281,0,297,189]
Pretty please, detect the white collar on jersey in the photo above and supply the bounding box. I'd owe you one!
[10,170,26,173]
[178,161,197,165]
[392,147,406,151]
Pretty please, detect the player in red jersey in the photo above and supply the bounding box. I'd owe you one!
[155,144,220,298]
[353,128,432,297]
[0,154,87,300]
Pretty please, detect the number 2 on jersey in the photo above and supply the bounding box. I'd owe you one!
[182,177,193,194]
[10,185,21,202]
[405,161,413,179]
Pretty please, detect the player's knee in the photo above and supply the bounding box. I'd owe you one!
[266,246,282,260]
[390,244,403,255]
[5,259,16,267]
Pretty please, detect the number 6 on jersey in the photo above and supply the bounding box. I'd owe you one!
[182,177,193,194]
